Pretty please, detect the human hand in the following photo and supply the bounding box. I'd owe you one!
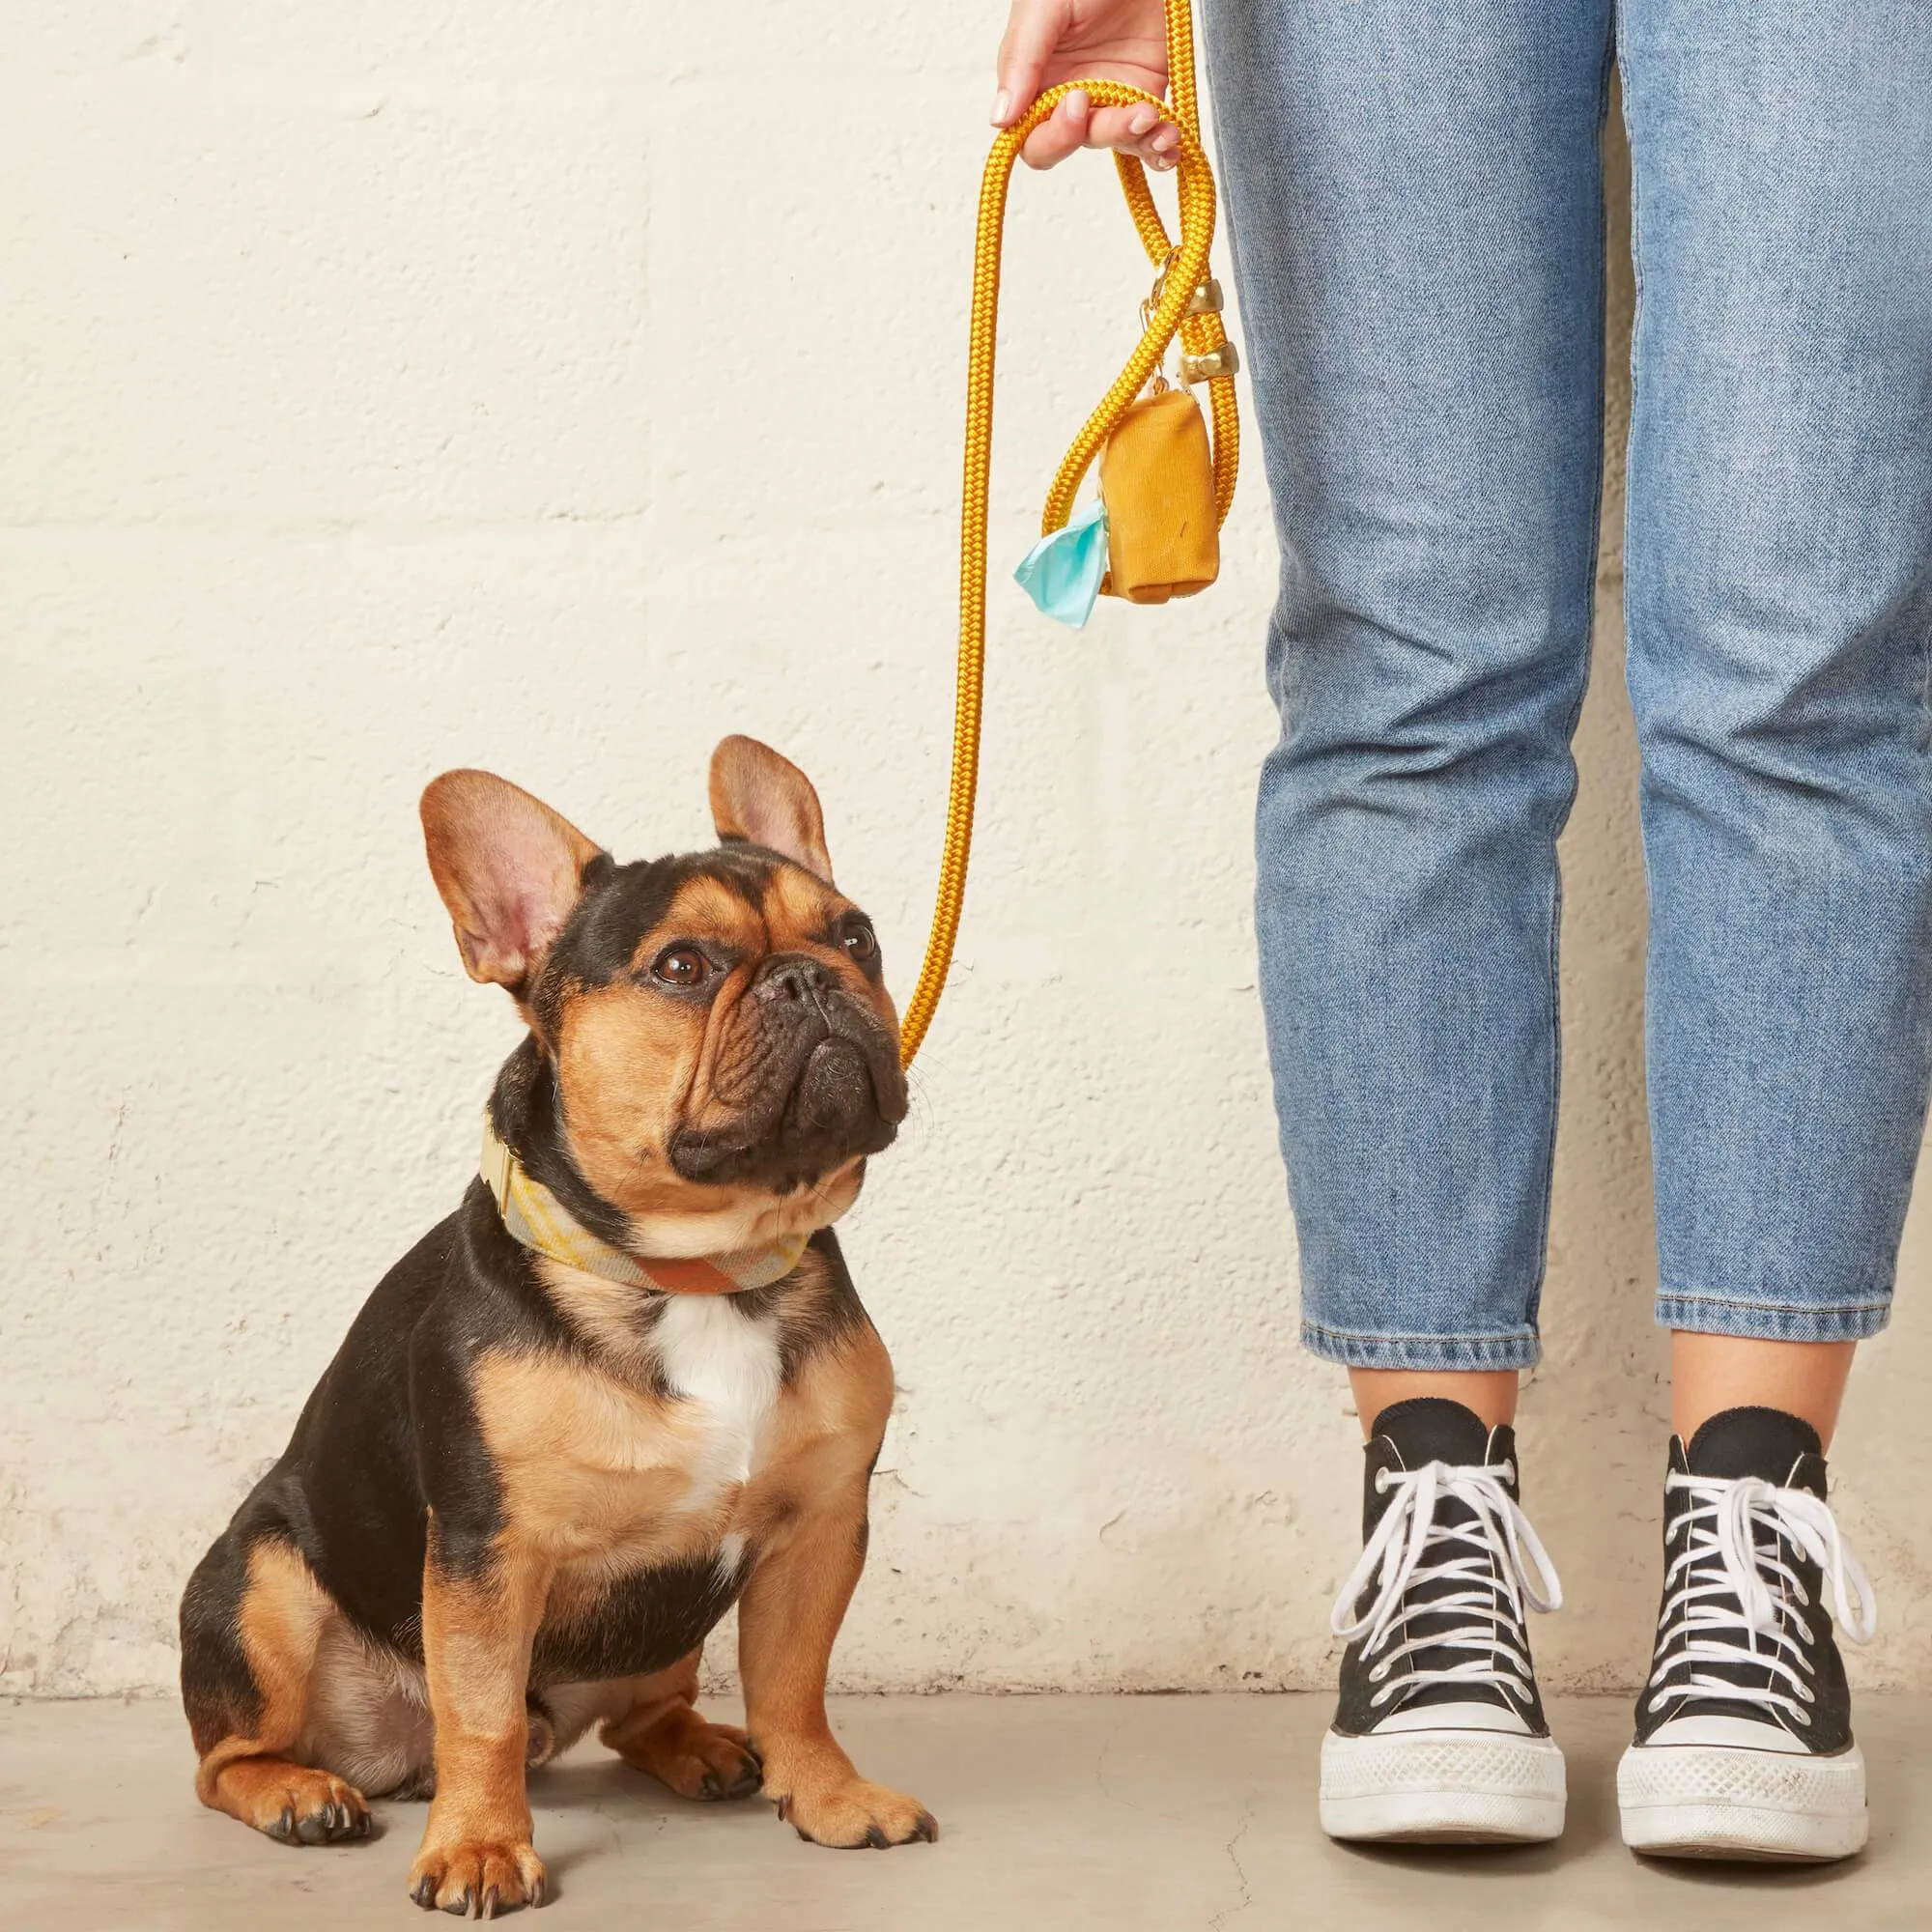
[991,0,1179,172]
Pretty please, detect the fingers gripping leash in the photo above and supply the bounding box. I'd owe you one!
[896,0,1240,1067]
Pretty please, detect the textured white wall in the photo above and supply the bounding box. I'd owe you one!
[3,9,1928,1701]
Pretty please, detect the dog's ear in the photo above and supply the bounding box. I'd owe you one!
[420,771,605,993]
[708,736,833,883]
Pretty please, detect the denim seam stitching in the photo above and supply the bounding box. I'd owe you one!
[1918,590,1931,732]
[1617,0,1667,1235]
[1523,14,1623,1343]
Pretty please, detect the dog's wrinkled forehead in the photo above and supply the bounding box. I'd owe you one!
[541,846,848,992]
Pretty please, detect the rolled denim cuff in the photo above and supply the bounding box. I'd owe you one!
[1299,1317,1543,1372]
[1653,1289,1891,1346]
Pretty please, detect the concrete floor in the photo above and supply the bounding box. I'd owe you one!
[2,1694,1927,1930]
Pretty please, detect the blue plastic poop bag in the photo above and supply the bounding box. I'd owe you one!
[1013,497,1109,628]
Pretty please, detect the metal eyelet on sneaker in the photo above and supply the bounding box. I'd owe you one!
[1374,1468,1391,1493]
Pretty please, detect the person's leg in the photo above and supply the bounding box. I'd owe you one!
[1670,1335,1855,1448]
[1349,1369,1518,1437]
[1622,0,1932,1415]
[1616,0,1932,1860]
[1207,0,1615,1844]
[1207,0,1615,1390]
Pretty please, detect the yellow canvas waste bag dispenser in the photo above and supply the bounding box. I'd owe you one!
[1099,384,1220,604]
[897,0,1240,1066]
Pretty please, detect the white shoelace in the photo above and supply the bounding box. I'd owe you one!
[1645,1472,1879,1727]
[1330,1460,1564,1711]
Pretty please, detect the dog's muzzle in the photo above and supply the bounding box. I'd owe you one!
[668,954,906,1186]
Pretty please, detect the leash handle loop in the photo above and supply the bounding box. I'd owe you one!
[898,0,1237,1067]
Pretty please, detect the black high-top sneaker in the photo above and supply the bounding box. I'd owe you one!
[1319,1399,1566,1843]
[1617,1406,1878,1861]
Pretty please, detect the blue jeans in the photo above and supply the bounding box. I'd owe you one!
[1207,1,1932,1369]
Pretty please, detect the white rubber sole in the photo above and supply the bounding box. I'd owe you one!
[1617,1741,1868,1861]
[1320,1726,1567,1844]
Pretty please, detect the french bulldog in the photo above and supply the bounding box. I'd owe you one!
[180,737,932,1917]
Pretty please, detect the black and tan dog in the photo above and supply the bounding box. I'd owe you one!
[180,738,934,1915]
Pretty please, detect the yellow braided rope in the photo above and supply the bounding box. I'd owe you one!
[897,0,1237,1066]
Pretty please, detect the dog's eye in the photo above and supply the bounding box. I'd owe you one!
[839,920,879,964]
[651,946,711,988]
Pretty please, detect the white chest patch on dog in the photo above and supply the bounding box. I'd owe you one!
[653,1296,782,1509]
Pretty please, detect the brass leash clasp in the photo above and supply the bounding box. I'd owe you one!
[1145,249,1238,391]
[1179,341,1239,384]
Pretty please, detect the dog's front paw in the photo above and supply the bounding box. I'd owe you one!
[773,1776,938,1850]
[407,1837,547,1916]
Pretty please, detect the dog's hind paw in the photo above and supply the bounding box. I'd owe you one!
[605,1706,763,1802]
[213,1761,372,1845]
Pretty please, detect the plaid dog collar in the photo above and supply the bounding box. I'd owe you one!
[479,1117,809,1296]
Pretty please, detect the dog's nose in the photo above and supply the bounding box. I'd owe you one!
[753,953,835,1006]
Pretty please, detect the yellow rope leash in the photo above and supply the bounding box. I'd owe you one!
[897,0,1238,1067]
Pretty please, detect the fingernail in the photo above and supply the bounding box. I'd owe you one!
[990,88,1010,126]
[1151,127,1179,153]
[1128,105,1156,136]
[1061,88,1088,121]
